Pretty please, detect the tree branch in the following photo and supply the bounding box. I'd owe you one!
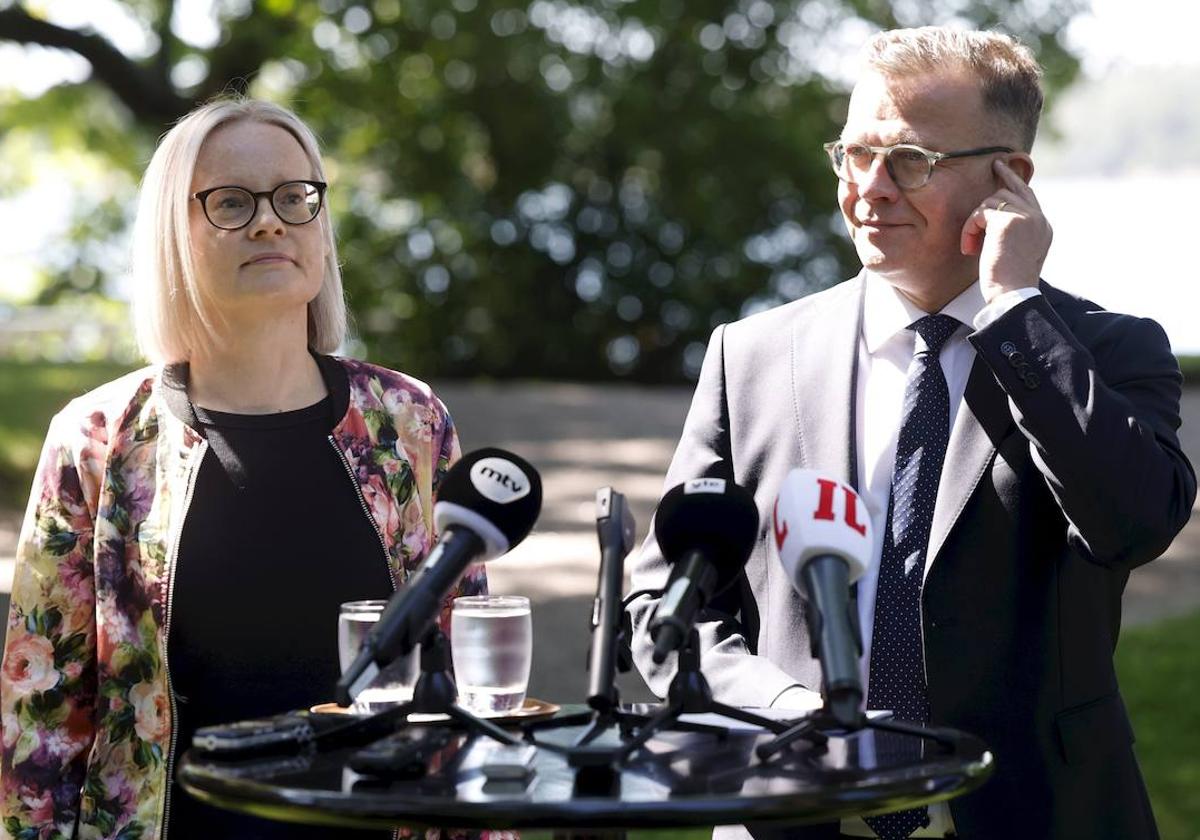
[196,11,299,102]
[0,6,191,127]
[154,0,176,86]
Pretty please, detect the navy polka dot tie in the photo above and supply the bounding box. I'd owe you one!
[865,314,959,840]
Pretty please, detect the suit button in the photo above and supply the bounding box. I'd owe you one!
[1007,350,1026,367]
[1000,341,1017,356]
[1023,372,1040,389]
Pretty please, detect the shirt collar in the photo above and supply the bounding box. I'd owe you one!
[861,271,987,353]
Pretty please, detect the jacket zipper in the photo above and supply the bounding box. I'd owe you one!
[159,440,206,840]
[328,436,398,592]
[329,437,404,840]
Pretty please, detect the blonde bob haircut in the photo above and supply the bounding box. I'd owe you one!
[131,97,346,363]
[863,27,1044,152]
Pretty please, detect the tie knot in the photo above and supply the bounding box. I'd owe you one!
[909,314,960,355]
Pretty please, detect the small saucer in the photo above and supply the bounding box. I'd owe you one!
[310,697,560,725]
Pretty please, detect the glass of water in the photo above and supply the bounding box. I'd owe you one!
[451,595,532,716]
[337,600,420,714]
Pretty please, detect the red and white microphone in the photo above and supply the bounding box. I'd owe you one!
[773,469,872,727]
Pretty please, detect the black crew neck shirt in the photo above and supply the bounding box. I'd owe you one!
[166,392,392,839]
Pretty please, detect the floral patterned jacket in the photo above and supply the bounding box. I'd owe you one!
[0,355,487,839]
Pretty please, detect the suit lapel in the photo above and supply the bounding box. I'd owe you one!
[924,355,1014,580]
[790,275,864,489]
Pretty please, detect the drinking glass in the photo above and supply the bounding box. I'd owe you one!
[451,595,532,715]
[337,599,419,714]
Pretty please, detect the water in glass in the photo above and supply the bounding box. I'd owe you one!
[451,596,532,715]
[337,600,418,714]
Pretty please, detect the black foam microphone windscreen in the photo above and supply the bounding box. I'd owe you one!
[654,478,758,576]
[433,447,543,555]
[649,478,758,663]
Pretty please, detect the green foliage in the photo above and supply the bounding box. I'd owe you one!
[0,359,137,508]
[1177,355,1200,387]
[0,0,1085,380]
[1115,609,1200,840]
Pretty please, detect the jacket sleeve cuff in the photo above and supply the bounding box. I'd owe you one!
[973,287,1042,331]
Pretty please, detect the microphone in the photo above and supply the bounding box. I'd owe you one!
[586,487,636,712]
[649,478,758,665]
[773,468,871,728]
[336,448,542,707]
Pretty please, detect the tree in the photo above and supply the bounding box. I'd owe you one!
[0,0,1085,381]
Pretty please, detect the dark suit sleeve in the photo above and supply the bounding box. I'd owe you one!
[970,292,1196,569]
[627,325,812,707]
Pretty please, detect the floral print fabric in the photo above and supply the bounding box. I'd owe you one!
[0,358,484,839]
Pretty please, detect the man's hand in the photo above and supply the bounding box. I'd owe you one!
[960,158,1053,304]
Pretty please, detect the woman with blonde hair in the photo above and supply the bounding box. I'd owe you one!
[0,98,485,838]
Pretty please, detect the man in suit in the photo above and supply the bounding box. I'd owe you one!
[628,26,1195,840]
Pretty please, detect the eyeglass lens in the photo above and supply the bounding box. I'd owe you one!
[835,144,932,190]
[203,182,321,228]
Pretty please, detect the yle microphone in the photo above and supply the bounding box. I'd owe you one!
[587,487,636,712]
[335,448,542,707]
[773,468,871,728]
[649,478,758,665]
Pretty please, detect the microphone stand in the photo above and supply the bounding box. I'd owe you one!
[754,705,964,762]
[611,627,794,764]
[317,624,520,753]
[403,624,521,745]
[523,590,734,766]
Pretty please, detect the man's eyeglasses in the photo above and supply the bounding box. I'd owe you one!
[823,141,1012,191]
[192,180,327,230]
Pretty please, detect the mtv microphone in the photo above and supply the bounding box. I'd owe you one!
[773,468,871,728]
[336,448,542,707]
[587,487,636,712]
[649,478,758,665]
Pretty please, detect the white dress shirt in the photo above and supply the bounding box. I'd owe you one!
[767,276,1039,835]
[837,275,1039,838]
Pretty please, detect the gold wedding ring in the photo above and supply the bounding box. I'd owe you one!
[996,200,1009,212]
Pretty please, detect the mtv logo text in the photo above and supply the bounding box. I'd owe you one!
[470,457,532,504]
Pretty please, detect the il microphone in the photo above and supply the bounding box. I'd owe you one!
[773,468,870,728]
[335,448,542,707]
[587,487,636,712]
[649,478,757,665]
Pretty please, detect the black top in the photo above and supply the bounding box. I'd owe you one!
[165,383,393,839]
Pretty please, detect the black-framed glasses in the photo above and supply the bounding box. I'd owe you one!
[192,180,327,230]
[823,141,1012,190]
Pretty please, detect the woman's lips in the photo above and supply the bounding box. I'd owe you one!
[243,253,293,266]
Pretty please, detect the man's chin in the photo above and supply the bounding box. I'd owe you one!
[854,246,899,274]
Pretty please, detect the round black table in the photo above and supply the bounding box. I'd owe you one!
[177,707,993,832]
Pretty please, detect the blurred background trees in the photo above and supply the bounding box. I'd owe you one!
[0,0,1084,382]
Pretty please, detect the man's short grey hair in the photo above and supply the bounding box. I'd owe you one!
[131,97,346,363]
[863,27,1044,151]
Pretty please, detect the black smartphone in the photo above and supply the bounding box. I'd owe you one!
[192,712,321,758]
[349,728,453,779]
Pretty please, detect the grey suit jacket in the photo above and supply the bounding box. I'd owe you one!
[628,274,1195,839]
